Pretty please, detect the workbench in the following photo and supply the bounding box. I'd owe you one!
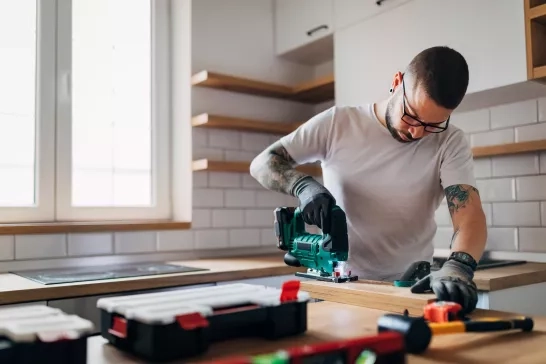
[85,300,546,364]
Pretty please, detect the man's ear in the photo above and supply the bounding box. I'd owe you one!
[390,71,403,93]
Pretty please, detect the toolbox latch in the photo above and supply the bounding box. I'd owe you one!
[109,316,127,339]
[280,280,300,303]
[176,312,209,330]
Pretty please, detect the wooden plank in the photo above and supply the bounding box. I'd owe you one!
[299,280,436,316]
[192,159,322,176]
[192,113,302,135]
[191,70,335,104]
[0,220,191,235]
[472,140,546,158]
[474,262,546,291]
[529,2,546,20]
[534,65,546,79]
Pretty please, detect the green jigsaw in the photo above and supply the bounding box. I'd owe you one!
[274,205,358,283]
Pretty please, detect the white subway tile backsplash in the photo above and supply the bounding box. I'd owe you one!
[224,150,258,162]
[229,229,261,247]
[193,171,208,188]
[114,232,156,254]
[542,202,546,226]
[515,123,546,142]
[433,227,454,249]
[470,129,514,147]
[208,129,240,149]
[245,209,275,227]
[451,109,490,133]
[212,209,244,227]
[538,97,546,122]
[490,99,537,129]
[491,154,539,177]
[485,228,517,251]
[192,128,208,147]
[208,172,241,188]
[15,234,67,260]
[434,204,452,227]
[518,228,546,252]
[516,175,546,201]
[68,233,113,256]
[0,236,14,260]
[473,158,492,178]
[225,190,256,207]
[192,209,212,228]
[193,147,224,160]
[194,229,228,249]
[260,228,276,246]
[193,189,224,207]
[241,132,272,152]
[476,178,515,202]
[256,191,288,207]
[540,152,546,174]
[492,202,541,226]
[157,230,194,251]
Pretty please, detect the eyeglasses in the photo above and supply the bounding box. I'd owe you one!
[400,78,449,133]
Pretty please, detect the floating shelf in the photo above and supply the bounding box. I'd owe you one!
[192,113,303,135]
[191,70,334,104]
[472,140,546,158]
[524,0,546,83]
[192,159,322,176]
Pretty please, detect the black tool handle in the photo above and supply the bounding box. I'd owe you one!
[465,317,534,332]
[306,24,328,36]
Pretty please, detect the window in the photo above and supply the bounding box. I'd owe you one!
[0,0,171,223]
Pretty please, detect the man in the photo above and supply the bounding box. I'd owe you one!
[249,46,487,313]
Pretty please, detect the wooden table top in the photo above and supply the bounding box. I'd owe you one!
[1,254,545,304]
[0,254,305,304]
[87,301,546,364]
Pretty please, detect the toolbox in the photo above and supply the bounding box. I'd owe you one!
[97,280,310,362]
[0,305,94,364]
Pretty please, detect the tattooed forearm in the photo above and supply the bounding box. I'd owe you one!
[445,184,480,216]
[450,228,460,249]
[249,141,309,195]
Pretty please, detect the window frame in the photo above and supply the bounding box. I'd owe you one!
[54,0,172,222]
[0,0,57,223]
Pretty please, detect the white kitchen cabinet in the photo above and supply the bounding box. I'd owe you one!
[333,0,412,32]
[335,0,530,107]
[274,0,334,65]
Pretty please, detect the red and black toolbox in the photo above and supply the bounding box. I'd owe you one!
[0,305,95,364]
[97,280,309,362]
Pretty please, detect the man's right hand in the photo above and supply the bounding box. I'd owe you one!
[291,176,336,234]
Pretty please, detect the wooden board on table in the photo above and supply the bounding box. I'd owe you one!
[300,280,436,316]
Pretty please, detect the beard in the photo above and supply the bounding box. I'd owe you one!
[385,99,417,143]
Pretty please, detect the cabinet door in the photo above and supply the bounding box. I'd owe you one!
[334,0,412,31]
[334,0,528,106]
[275,0,333,56]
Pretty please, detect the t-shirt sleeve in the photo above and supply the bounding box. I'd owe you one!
[440,128,477,189]
[279,106,336,165]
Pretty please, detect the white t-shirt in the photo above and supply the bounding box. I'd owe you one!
[279,104,476,281]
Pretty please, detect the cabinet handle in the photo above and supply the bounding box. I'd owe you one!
[376,0,386,5]
[306,24,329,36]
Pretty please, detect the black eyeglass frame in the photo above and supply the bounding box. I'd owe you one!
[401,78,450,133]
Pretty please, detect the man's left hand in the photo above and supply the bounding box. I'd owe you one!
[410,259,478,314]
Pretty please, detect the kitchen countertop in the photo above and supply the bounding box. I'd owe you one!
[0,254,545,305]
[87,300,546,363]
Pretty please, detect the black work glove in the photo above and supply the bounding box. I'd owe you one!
[410,259,478,314]
[291,176,336,234]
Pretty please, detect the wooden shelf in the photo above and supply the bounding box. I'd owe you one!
[192,159,322,176]
[192,113,303,135]
[191,70,334,104]
[525,0,546,82]
[472,140,546,158]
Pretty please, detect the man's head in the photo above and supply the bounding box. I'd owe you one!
[384,46,469,143]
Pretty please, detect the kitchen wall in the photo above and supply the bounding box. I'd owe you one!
[434,96,546,262]
[0,0,334,272]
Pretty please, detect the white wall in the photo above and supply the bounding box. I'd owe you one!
[0,0,328,272]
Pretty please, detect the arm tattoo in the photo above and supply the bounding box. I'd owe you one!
[450,228,460,249]
[445,184,480,216]
[249,141,309,195]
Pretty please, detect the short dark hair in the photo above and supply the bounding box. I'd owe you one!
[406,46,469,110]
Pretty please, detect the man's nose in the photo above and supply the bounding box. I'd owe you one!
[409,126,425,139]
